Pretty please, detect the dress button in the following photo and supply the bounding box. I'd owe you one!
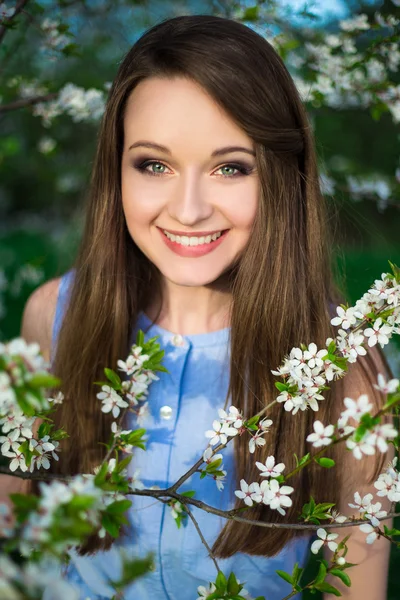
[160,405,173,420]
[171,334,184,347]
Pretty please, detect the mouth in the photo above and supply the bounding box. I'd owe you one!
[160,228,229,247]
[157,227,230,257]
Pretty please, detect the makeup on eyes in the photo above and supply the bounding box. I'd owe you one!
[130,157,255,178]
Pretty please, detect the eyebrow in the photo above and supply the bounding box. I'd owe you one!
[128,140,256,158]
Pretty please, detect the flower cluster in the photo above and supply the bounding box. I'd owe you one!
[18,475,109,556]
[374,457,400,503]
[0,339,62,472]
[234,456,293,516]
[272,271,400,416]
[32,83,106,127]
[205,406,243,446]
[96,344,158,425]
[40,18,71,54]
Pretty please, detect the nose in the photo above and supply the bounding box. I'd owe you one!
[167,171,213,226]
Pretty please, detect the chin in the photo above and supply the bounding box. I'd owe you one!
[161,267,228,288]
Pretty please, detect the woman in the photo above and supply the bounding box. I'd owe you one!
[20,14,392,600]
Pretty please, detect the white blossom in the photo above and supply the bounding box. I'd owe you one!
[303,343,327,369]
[2,442,28,472]
[348,491,374,513]
[259,417,273,431]
[0,3,14,20]
[364,501,387,527]
[311,528,339,553]
[97,385,129,418]
[261,479,294,515]
[331,306,357,329]
[306,421,334,447]
[373,373,399,395]
[340,394,373,425]
[364,318,392,347]
[364,423,397,453]
[197,583,216,598]
[202,447,223,465]
[234,480,262,507]
[128,468,145,491]
[170,500,183,520]
[374,470,400,503]
[255,455,285,478]
[359,523,378,544]
[339,14,370,32]
[336,329,366,362]
[248,431,266,454]
[346,436,376,460]
[218,405,243,428]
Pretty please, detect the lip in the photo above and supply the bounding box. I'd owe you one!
[157,227,229,258]
[157,226,226,237]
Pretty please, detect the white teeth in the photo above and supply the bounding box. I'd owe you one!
[162,230,223,246]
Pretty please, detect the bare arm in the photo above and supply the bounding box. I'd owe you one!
[0,277,60,532]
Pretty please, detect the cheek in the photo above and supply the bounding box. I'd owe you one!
[121,176,161,231]
[222,184,259,232]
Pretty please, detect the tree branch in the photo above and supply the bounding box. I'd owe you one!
[184,504,221,574]
[0,0,31,45]
[0,92,58,113]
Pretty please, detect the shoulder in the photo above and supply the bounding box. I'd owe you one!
[20,277,62,362]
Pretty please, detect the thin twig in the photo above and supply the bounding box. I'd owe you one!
[185,504,220,574]
[0,92,58,113]
[0,0,31,45]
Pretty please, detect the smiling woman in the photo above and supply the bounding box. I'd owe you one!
[21,12,393,600]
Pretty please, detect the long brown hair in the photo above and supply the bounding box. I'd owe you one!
[38,14,391,558]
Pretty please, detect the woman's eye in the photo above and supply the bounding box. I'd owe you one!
[134,160,252,178]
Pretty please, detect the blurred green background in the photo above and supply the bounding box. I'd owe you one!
[0,0,399,598]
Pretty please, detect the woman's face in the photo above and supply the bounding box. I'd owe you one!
[121,76,259,287]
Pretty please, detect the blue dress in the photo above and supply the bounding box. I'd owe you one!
[47,270,312,600]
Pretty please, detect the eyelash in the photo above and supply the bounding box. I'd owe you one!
[133,159,253,178]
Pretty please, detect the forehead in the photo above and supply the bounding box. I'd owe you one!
[123,76,253,151]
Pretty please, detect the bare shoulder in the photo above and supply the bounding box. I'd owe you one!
[20,276,62,362]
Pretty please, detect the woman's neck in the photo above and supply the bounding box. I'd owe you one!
[145,275,232,335]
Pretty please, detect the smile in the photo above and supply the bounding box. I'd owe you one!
[162,230,223,246]
[157,227,229,257]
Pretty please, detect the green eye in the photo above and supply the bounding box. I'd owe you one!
[150,162,166,174]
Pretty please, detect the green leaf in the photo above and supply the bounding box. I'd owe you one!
[241,6,259,21]
[94,461,109,485]
[106,499,132,515]
[330,569,351,587]
[101,513,121,538]
[135,330,145,347]
[180,490,196,498]
[276,570,293,585]
[384,526,400,536]
[68,495,97,511]
[275,382,288,392]
[114,455,133,473]
[389,262,400,283]
[314,457,335,468]
[104,368,122,389]
[336,534,350,552]
[215,570,227,589]
[315,562,327,585]
[227,572,241,595]
[292,562,304,586]
[28,373,61,389]
[314,582,342,596]
[298,453,311,467]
